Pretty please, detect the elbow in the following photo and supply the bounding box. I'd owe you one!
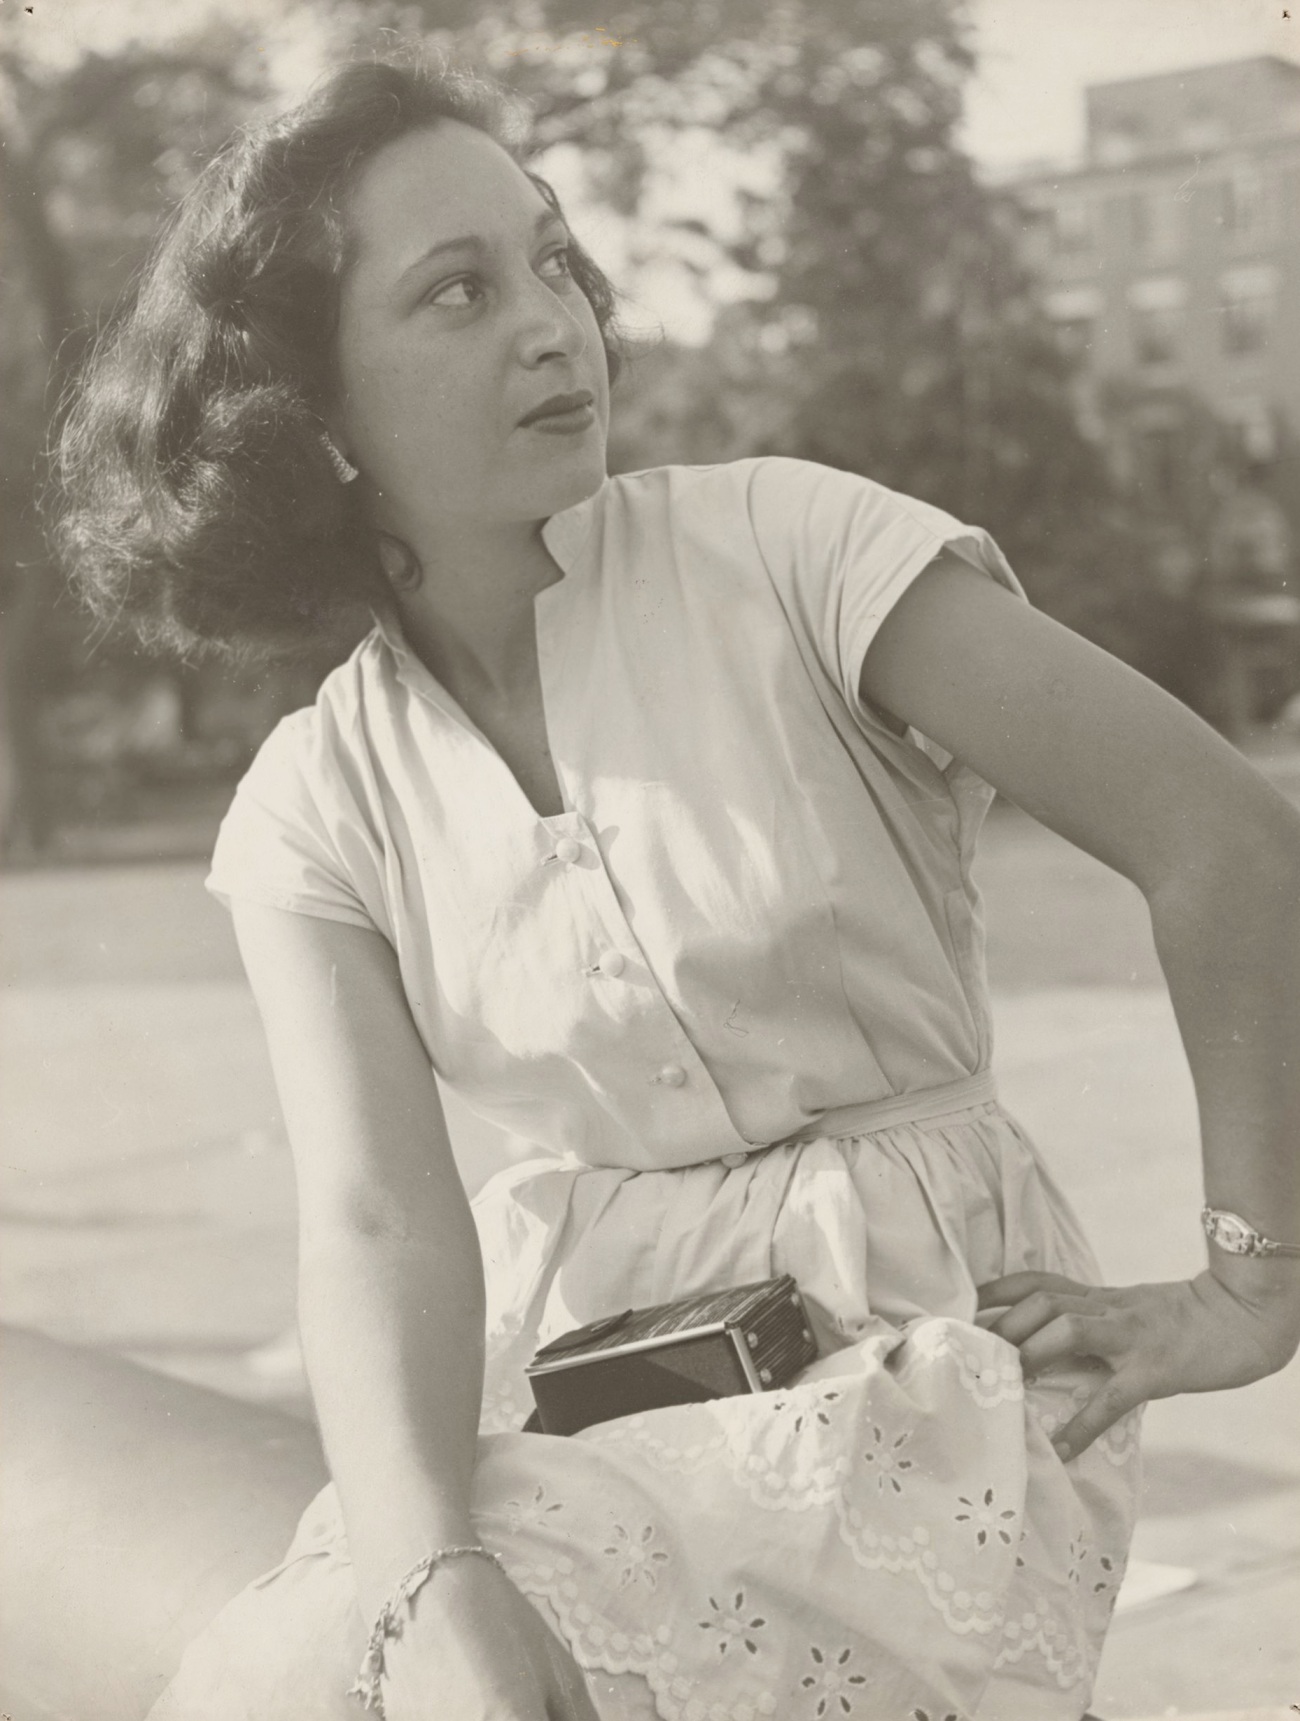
[297,1198,485,1314]
[300,1192,416,1254]
[297,1180,463,1263]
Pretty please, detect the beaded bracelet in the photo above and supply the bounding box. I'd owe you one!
[348,1543,506,1715]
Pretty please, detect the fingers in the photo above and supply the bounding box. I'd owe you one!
[1051,1371,1145,1463]
[974,1276,1141,1461]
[976,1271,1091,1309]
[980,1273,1296,1462]
[987,1286,1101,1347]
[1016,1310,1118,1374]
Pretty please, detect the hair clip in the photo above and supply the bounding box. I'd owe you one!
[319,434,360,484]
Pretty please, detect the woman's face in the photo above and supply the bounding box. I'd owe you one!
[331,121,610,538]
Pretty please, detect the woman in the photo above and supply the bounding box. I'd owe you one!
[33,50,1300,1721]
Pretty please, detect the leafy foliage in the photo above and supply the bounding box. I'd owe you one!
[1,0,1277,850]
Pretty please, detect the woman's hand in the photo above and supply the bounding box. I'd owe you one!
[379,1555,599,1721]
[977,1265,1300,1462]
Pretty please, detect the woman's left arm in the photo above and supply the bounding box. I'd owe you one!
[860,553,1300,1458]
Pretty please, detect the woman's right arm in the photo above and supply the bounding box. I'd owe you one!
[231,901,597,1720]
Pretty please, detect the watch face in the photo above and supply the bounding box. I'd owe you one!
[1208,1212,1255,1254]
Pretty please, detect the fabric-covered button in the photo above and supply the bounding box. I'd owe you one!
[720,1151,749,1169]
[654,1063,687,1088]
[552,837,582,865]
[597,950,626,978]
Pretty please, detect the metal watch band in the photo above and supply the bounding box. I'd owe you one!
[1201,1206,1300,1259]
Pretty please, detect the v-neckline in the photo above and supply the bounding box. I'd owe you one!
[373,490,598,827]
[423,636,571,824]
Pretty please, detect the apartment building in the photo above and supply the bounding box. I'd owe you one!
[1011,57,1300,728]
[1014,56,1300,457]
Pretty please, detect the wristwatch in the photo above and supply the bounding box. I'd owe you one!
[1201,1206,1300,1260]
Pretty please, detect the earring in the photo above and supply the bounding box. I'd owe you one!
[319,433,360,484]
[377,532,423,593]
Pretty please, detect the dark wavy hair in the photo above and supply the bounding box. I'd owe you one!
[52,54,624,660]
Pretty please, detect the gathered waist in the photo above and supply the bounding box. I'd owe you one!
[522,1071,1003,1178]
[671,1071,1001,1173]
[471,1064,1106,1368]
[773,1069,999,1148]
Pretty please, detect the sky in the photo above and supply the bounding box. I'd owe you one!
[964,0,1300,170]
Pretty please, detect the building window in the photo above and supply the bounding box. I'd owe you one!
[1044,284,1103,358]
[1128,189,1180,262]
[1132,307,1180,366]
[1127,276,1186,368]
[1219,263,1277,356]
[1135,425,1180,504]
[1218,166,1272,245]
[1221,395,1277,464]
[1051,195,1095,255]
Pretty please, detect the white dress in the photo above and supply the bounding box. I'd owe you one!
[154,458,1140,1721]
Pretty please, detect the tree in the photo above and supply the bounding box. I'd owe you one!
[4,0,1243,854]
[0,25,266,850]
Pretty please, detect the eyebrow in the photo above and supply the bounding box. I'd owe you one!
[395,207,568,289]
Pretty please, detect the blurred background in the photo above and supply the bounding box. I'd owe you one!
[2,0,1300,859]
[3,2,1300,1716]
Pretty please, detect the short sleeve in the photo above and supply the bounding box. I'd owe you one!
[743,456,1026,731]
[205,708,376,929]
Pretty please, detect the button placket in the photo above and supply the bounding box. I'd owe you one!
[530,567,753,1158]
[548,824,742,1139]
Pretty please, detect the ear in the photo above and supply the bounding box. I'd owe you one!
[376,531,422,591]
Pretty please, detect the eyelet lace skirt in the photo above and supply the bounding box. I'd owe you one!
[150,1098,1140,1721]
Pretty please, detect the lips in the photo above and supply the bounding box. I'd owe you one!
[518,389,595,427]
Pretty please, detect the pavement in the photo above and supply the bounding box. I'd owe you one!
[2,738,1300,1718]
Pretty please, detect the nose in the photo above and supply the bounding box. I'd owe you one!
[513,271,588,368]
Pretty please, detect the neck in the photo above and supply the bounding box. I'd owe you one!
[382,509,562,700]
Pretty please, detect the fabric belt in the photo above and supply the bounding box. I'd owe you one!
[762,1069,999,1155]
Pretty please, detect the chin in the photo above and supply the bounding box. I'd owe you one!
[515,443,608,519]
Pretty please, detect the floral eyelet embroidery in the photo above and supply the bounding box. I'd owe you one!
[603,1520,671,1589]
[801,1644,868,1714]
[699,1588,768,1657]
[862,1424,915,1494]
[502,1482,566,1537]
[770,1386,845,1436]
[954,1488,1018,1547]
[471,1258,1139,1714]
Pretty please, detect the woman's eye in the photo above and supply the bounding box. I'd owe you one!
[424,275,481,309]
[540,246,575,282]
